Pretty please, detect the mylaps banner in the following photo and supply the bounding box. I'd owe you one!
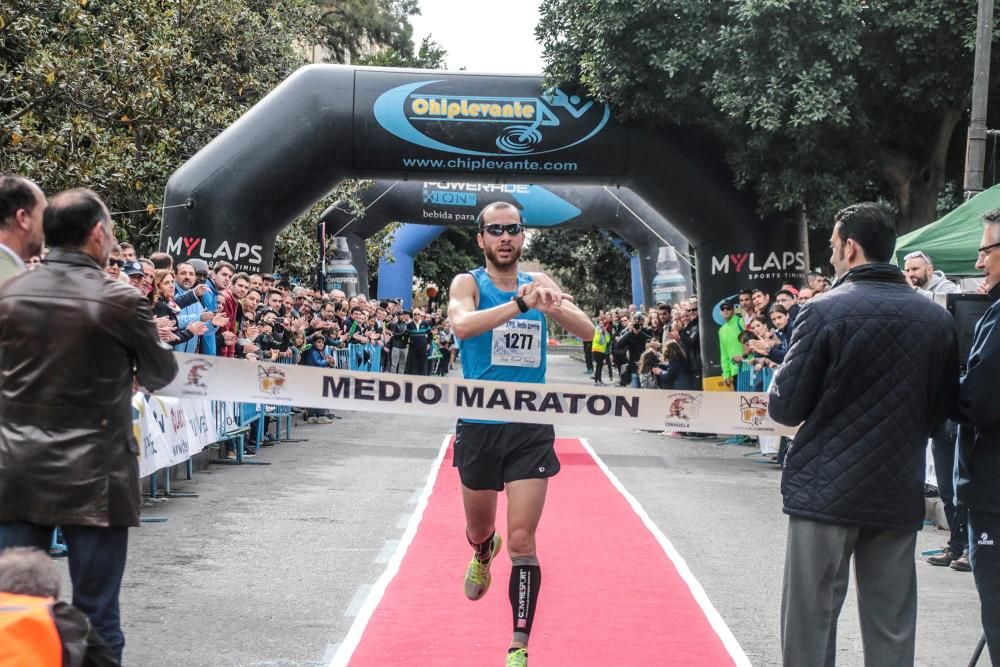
[156,353,797,437]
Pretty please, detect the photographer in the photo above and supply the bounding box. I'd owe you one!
[615,313,654,387]
[389,310,415,373]
[252,308,290,362]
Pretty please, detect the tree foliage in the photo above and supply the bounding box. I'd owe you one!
[523,228,631,315]
[1,0,323,254]
[1,0,444,285]
[410,226,481,298]
[356,35,447,70]
[315,0,417,64]
[537,0,1000,238]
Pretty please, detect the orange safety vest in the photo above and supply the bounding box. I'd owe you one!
[0,592,62,667]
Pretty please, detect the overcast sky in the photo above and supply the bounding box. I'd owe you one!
[409,0,545,74]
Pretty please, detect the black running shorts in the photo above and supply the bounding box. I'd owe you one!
[453,420,560,492]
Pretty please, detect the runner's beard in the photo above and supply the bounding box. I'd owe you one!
[484,243,522,268]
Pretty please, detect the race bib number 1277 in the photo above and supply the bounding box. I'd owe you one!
[491,319,542,368]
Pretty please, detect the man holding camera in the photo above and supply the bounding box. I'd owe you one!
[389,310,415,373]
[615,313,654,387]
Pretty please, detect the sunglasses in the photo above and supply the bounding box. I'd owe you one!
[480,223,525,237]
[107,258,124,268]
[720,305,733,310]
[903,251,931,263]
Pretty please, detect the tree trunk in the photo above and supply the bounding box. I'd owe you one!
[880,109,962,236]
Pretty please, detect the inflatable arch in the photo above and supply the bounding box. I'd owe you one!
[161,65,807,381]
[317,180,692,309]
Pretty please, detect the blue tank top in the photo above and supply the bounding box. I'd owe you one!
[460,267,547,385]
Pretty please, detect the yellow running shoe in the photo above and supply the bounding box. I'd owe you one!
[506,648,528,667]
[464,533,502,600]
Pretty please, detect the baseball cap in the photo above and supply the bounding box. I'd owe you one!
[123,260,145,276]
[188,258,209,275]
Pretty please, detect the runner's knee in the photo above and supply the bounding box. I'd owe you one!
[467,525,495,545]
[506,528,535,558]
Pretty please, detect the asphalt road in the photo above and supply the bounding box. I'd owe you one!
[55,355,985,666]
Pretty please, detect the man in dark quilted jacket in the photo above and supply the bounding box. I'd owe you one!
[956,209,1000,663]
[768,202,959,667]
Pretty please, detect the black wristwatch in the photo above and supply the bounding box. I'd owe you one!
[513,296,529,313]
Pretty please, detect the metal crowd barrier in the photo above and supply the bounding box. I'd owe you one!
[735,360,774,393]
[347,342,382,372]
[262,354,297,442]
[329,343,385,372]
[209,400,269,466]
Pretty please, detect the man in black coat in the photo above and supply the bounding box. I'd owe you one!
[956,209,1000,663]
[768,202,959,667]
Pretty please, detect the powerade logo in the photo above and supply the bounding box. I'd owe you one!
[373,80,611,158]
[421,182,532,207]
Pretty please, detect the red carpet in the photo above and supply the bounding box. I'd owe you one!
[332,437,748,666]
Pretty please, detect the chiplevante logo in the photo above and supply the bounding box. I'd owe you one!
[374,80,611,157]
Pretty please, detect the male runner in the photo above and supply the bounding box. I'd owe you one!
[448,201,594,667]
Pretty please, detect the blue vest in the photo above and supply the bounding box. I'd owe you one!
[460,267,547,385]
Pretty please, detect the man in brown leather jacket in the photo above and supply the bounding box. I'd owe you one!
[0,188,178,661]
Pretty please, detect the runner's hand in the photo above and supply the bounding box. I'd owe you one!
[521,282,574,314]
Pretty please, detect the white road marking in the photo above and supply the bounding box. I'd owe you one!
[375,540,399,564]
[326,434,451,667]
[343,584,372,618]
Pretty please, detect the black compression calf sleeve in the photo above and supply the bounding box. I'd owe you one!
[509,556,541,644]
[468,530,496,562]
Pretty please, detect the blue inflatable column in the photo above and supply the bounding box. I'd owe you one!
[630,255,644,308]
[377,223,447,309]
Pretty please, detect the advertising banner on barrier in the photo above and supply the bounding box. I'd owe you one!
[156,353,797,437]
[133,394,216,478]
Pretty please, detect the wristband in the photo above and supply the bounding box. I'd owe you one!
[513,296,529,313]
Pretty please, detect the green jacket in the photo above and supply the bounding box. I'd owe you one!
[719,316,744,379]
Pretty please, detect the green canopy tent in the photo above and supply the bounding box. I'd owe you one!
[893,184,1000,276]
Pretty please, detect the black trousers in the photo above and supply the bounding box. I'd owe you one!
[405,347,428,375]
[969,510,1000,664]
[583,340,593,371]
[592,351,613,383]
[931,420,967,554]
[0,521,130,662]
